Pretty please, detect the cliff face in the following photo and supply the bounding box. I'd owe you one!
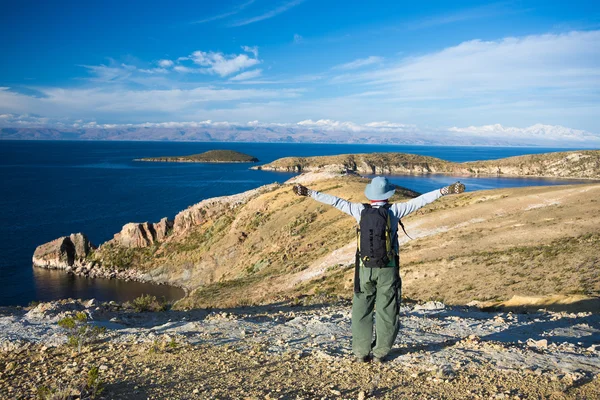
[254,151,600,179]
[32,233,95,271]
[108,218,173,249]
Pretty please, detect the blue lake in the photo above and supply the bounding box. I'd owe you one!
[0,140,595,306]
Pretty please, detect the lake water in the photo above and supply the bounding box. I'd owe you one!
[0,140,594,306]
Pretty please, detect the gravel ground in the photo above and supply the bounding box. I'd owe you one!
[1,299,599,399]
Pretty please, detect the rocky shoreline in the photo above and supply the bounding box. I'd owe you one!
[30,183,277,302]
[31,232,189,295]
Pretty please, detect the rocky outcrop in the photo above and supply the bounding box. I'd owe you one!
[32,233,95,271]
[32,233,149,282]
[109,217,173,249]
[172,184,278,233]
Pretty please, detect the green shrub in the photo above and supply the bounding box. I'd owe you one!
[131,294,168,312]
[57,312,105,353]
[36,365,103,400]
[86,366,104,399]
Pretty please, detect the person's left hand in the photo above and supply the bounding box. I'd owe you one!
[441,181,466,195]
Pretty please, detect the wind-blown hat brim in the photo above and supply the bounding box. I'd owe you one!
[364,186,396,201]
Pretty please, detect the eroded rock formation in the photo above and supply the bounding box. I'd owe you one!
[109,217,174,248]
[32,233,95,270]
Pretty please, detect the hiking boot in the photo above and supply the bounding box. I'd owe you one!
[372,356,387,364]
[355,355,372,363]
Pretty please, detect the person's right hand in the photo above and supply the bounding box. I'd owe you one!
[440,181,466,195]
[293,184,310,196]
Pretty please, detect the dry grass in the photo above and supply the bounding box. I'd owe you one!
[88,173,600,310]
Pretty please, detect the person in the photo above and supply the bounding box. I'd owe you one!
[293,177,465,363]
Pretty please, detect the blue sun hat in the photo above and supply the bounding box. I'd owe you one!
[364,176,395,201]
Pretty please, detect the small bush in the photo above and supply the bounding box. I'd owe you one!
[86,366,104,399]
[148,338,178,354]
[36,365,103,400]
[131,294,168,312]
[57,312,105,353]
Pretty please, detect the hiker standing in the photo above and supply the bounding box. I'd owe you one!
[293,177,465,362]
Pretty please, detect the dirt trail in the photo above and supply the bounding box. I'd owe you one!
[1,299,599,398]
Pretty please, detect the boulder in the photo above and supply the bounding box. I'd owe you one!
[111,218,173,248]
[32,233,95,269]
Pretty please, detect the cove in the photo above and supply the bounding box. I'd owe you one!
[30,268,185,305]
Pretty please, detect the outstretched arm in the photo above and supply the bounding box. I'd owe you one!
[293,184,363,222]
[392,182,465,219]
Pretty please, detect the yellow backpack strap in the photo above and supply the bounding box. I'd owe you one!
[384,203,393,256]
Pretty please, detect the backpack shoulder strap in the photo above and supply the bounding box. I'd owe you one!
[385,203,413,240]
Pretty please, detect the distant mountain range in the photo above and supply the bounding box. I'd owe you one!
[2,124,600,147]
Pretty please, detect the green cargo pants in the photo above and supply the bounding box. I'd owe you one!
[352,264,401,359]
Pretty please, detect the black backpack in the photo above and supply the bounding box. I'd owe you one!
[354,203,412,293]
[358,204,395,268]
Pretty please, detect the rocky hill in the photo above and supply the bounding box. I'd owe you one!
[253,150,600,179]
[33,170,600,310]
[136,150,259,163]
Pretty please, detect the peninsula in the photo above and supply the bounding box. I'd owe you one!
[252,150,600,179]
[136,149,259,163]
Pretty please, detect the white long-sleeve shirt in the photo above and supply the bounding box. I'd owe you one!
[310,188,443,252]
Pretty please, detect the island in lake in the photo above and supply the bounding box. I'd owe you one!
[136,150,259,163]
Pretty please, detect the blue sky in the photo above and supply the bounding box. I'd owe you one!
[1,0,600,142]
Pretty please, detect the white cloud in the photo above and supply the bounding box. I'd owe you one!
[2,31,599,137]
[338,31,600,98]
[190,50,260,77]
[229,0,305,27]
[158,59,174,68]
[139,68,168,74]
[402,3,518,31]
[81,63,137,82]
[0,86,302,120]
[296,119,417,133]
[293,34,303,44]
[242,45,259,58]
[229,69,263,81]
[333,56,383,70]
[173,65,199,74]
[191,0,256,24]
[448,123,599,142]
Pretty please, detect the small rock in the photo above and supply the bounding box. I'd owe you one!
[358,391,366,400]
[414,301,445,311]
[193,389,199,394]
[99,365,108,371]
[527,338,548,349]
